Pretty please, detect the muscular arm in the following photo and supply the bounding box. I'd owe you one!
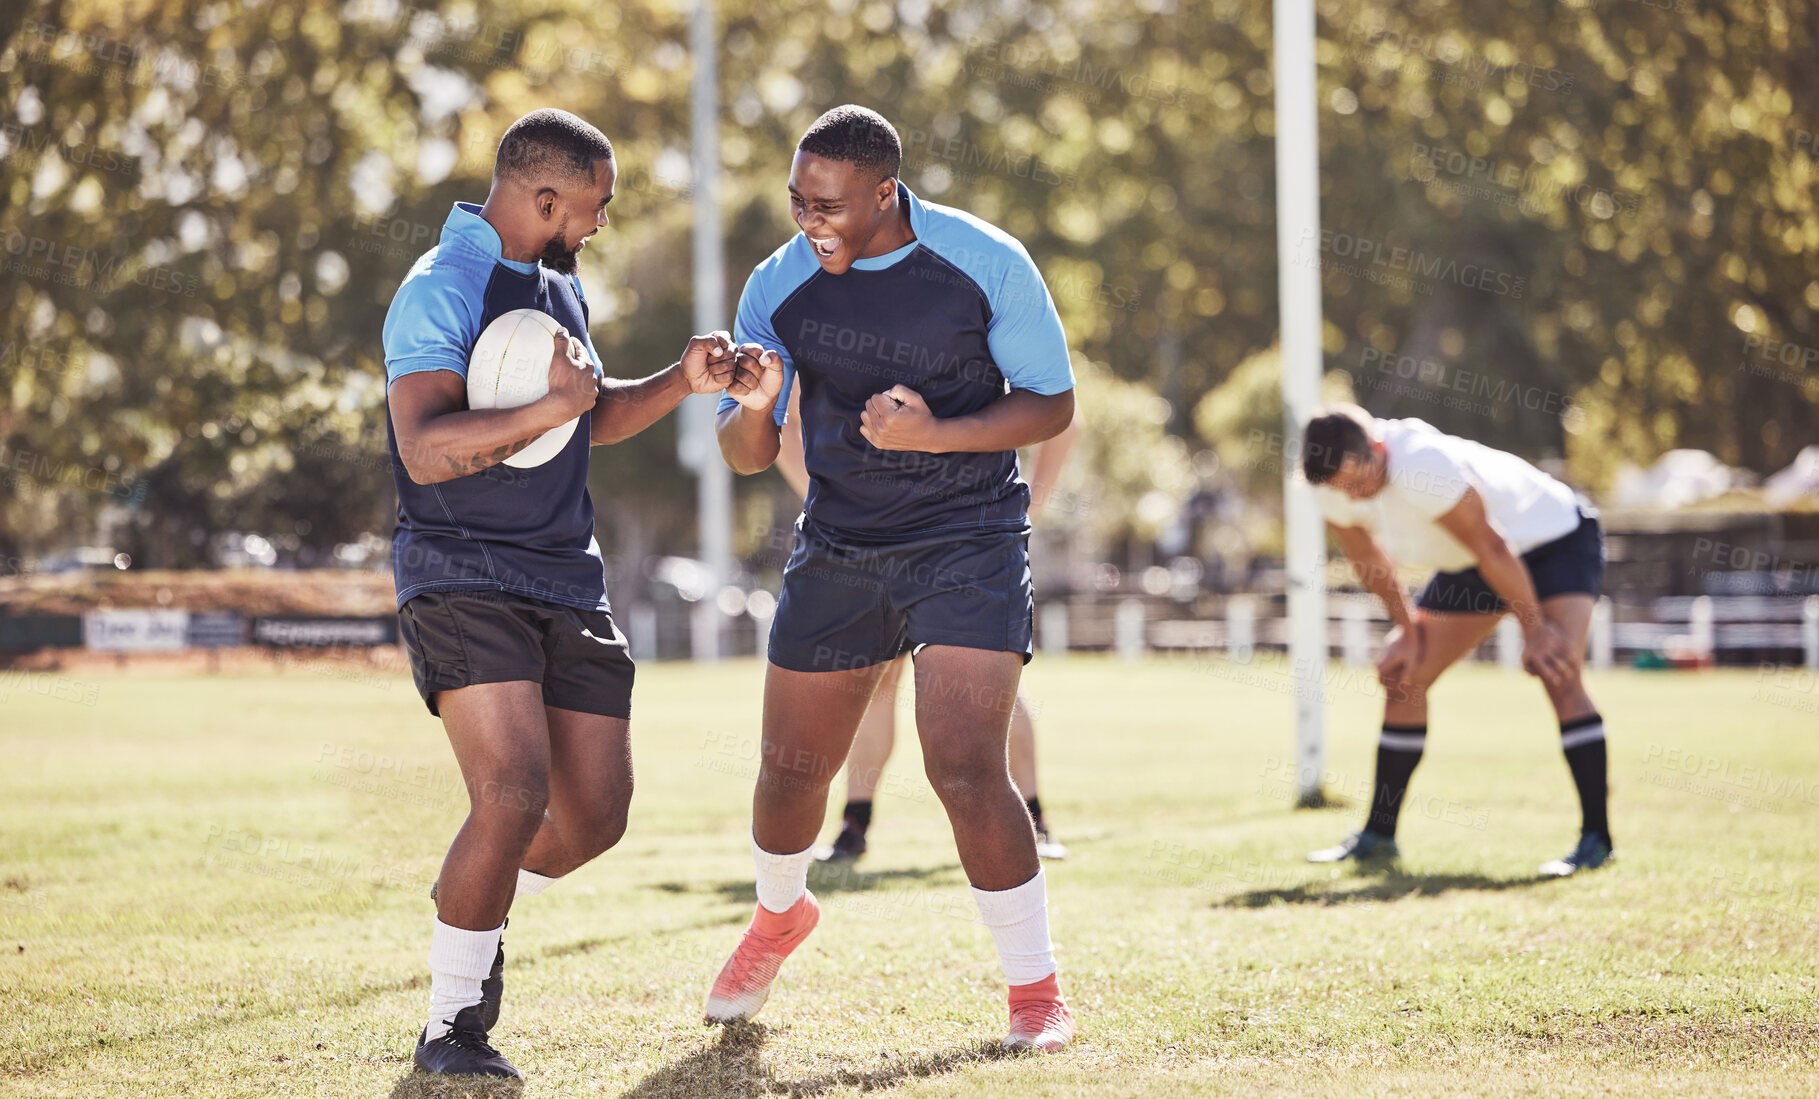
[593,330,736,445]
[716,403,783,475]
[1025,402,1081,520]
[590,366,692,445]
[1329,521,1416,632]
[862,386,1075,454]
[388,370,575,485]
[773,384,809,498]
[928,387,1075,452]
[1435,486,1545,632]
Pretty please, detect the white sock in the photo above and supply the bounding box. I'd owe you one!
[752,832,815,914]
[971,868,1057,985]
[425,918,502,1041]
[516,868,558,897]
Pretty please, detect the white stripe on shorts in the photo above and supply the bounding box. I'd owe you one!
[1378,730,1427,752]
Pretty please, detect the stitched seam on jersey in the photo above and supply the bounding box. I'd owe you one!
[916,244,995,326]
[428,482,499,583]
[770,264,827,326]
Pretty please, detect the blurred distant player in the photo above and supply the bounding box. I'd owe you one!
[382,109,732,1078]
[1300,404,1613,877]
[770,385,1081,863]
[710,106,1077,1050]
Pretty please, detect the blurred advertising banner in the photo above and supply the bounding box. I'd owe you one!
[84,609,189,652]
[250,617,397,648]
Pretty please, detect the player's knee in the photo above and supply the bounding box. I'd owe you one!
[1544,665,1588,708]
[923,750,1005,807]
[1382,677,1430,707]
[575,803,629,858]
[471,770,551,824]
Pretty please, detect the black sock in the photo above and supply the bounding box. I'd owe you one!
[1366,724,1427,838]
[842,800,873,832]
[1560,714,1610,844]
[1024,796,1043,824]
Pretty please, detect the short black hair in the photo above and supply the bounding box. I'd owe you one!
[1302,403,1377,484]
[797,105,902,184]
[495,109,613,187]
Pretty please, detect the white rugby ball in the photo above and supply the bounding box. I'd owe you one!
[466,308,584,469]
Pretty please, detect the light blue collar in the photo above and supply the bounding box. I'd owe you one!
[446,201,537,274]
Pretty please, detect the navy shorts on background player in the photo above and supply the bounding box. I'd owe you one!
[767,518,1035,673]
[399,590,635,718]
[1417,511,1604,615]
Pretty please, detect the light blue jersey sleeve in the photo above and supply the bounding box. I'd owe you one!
[920,210,1074,396]
[718,240,815,425]
[980,239,1073,395]
[382,252,483,385]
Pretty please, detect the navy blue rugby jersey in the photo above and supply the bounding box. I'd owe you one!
[717,183,1073,539]
[381,202,611,611]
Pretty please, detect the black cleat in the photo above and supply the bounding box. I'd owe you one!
[1307,829,1400,864]
[815,821,868,863]
[414,1003,521,1078]
[1034,820,1069,861]
[1539,831,1614,878]
[479,925,505,1031]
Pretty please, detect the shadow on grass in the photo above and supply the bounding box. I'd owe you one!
[14,918,739,1079]
[620,1023,1012,1099]
[388,1070,524,1099]
[652,862,964,906]
[1217,868,1550,908]
[537,913,749,962]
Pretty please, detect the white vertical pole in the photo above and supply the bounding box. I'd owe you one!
[1115,598,1146,662]
[1274,0,1325,804]
[1590,596,1613,671]
[1226,594,1256,665]
[687,0,730,662]
[1340,599,1370,667]
[1804,595,1818,672]
[1689,595,1715,662]
[1496,616,1522,671]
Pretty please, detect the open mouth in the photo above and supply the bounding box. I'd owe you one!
[809,234,839,259]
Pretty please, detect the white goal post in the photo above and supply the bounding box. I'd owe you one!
[1273,0,1328,805]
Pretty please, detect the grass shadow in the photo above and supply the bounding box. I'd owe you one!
[654,862,964,906]
[14,916,745,1080]
[535,913,749,963]
[620,1025,1011,1099]
[619,1022,772,1099]
[1217,869,1551,908]
[387,1071,525,1099]
[804,861,964,898]
[780,1039,1014,1097]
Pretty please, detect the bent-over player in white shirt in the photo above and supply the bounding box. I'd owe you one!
[1301,403,1613,877]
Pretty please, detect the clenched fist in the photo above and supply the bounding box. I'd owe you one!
[725,342,786,413]
[859,385,941,451]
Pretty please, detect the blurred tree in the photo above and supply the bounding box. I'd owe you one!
[1,0,1813,570]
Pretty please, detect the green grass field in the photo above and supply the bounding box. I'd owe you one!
[3,653,1816,1097]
